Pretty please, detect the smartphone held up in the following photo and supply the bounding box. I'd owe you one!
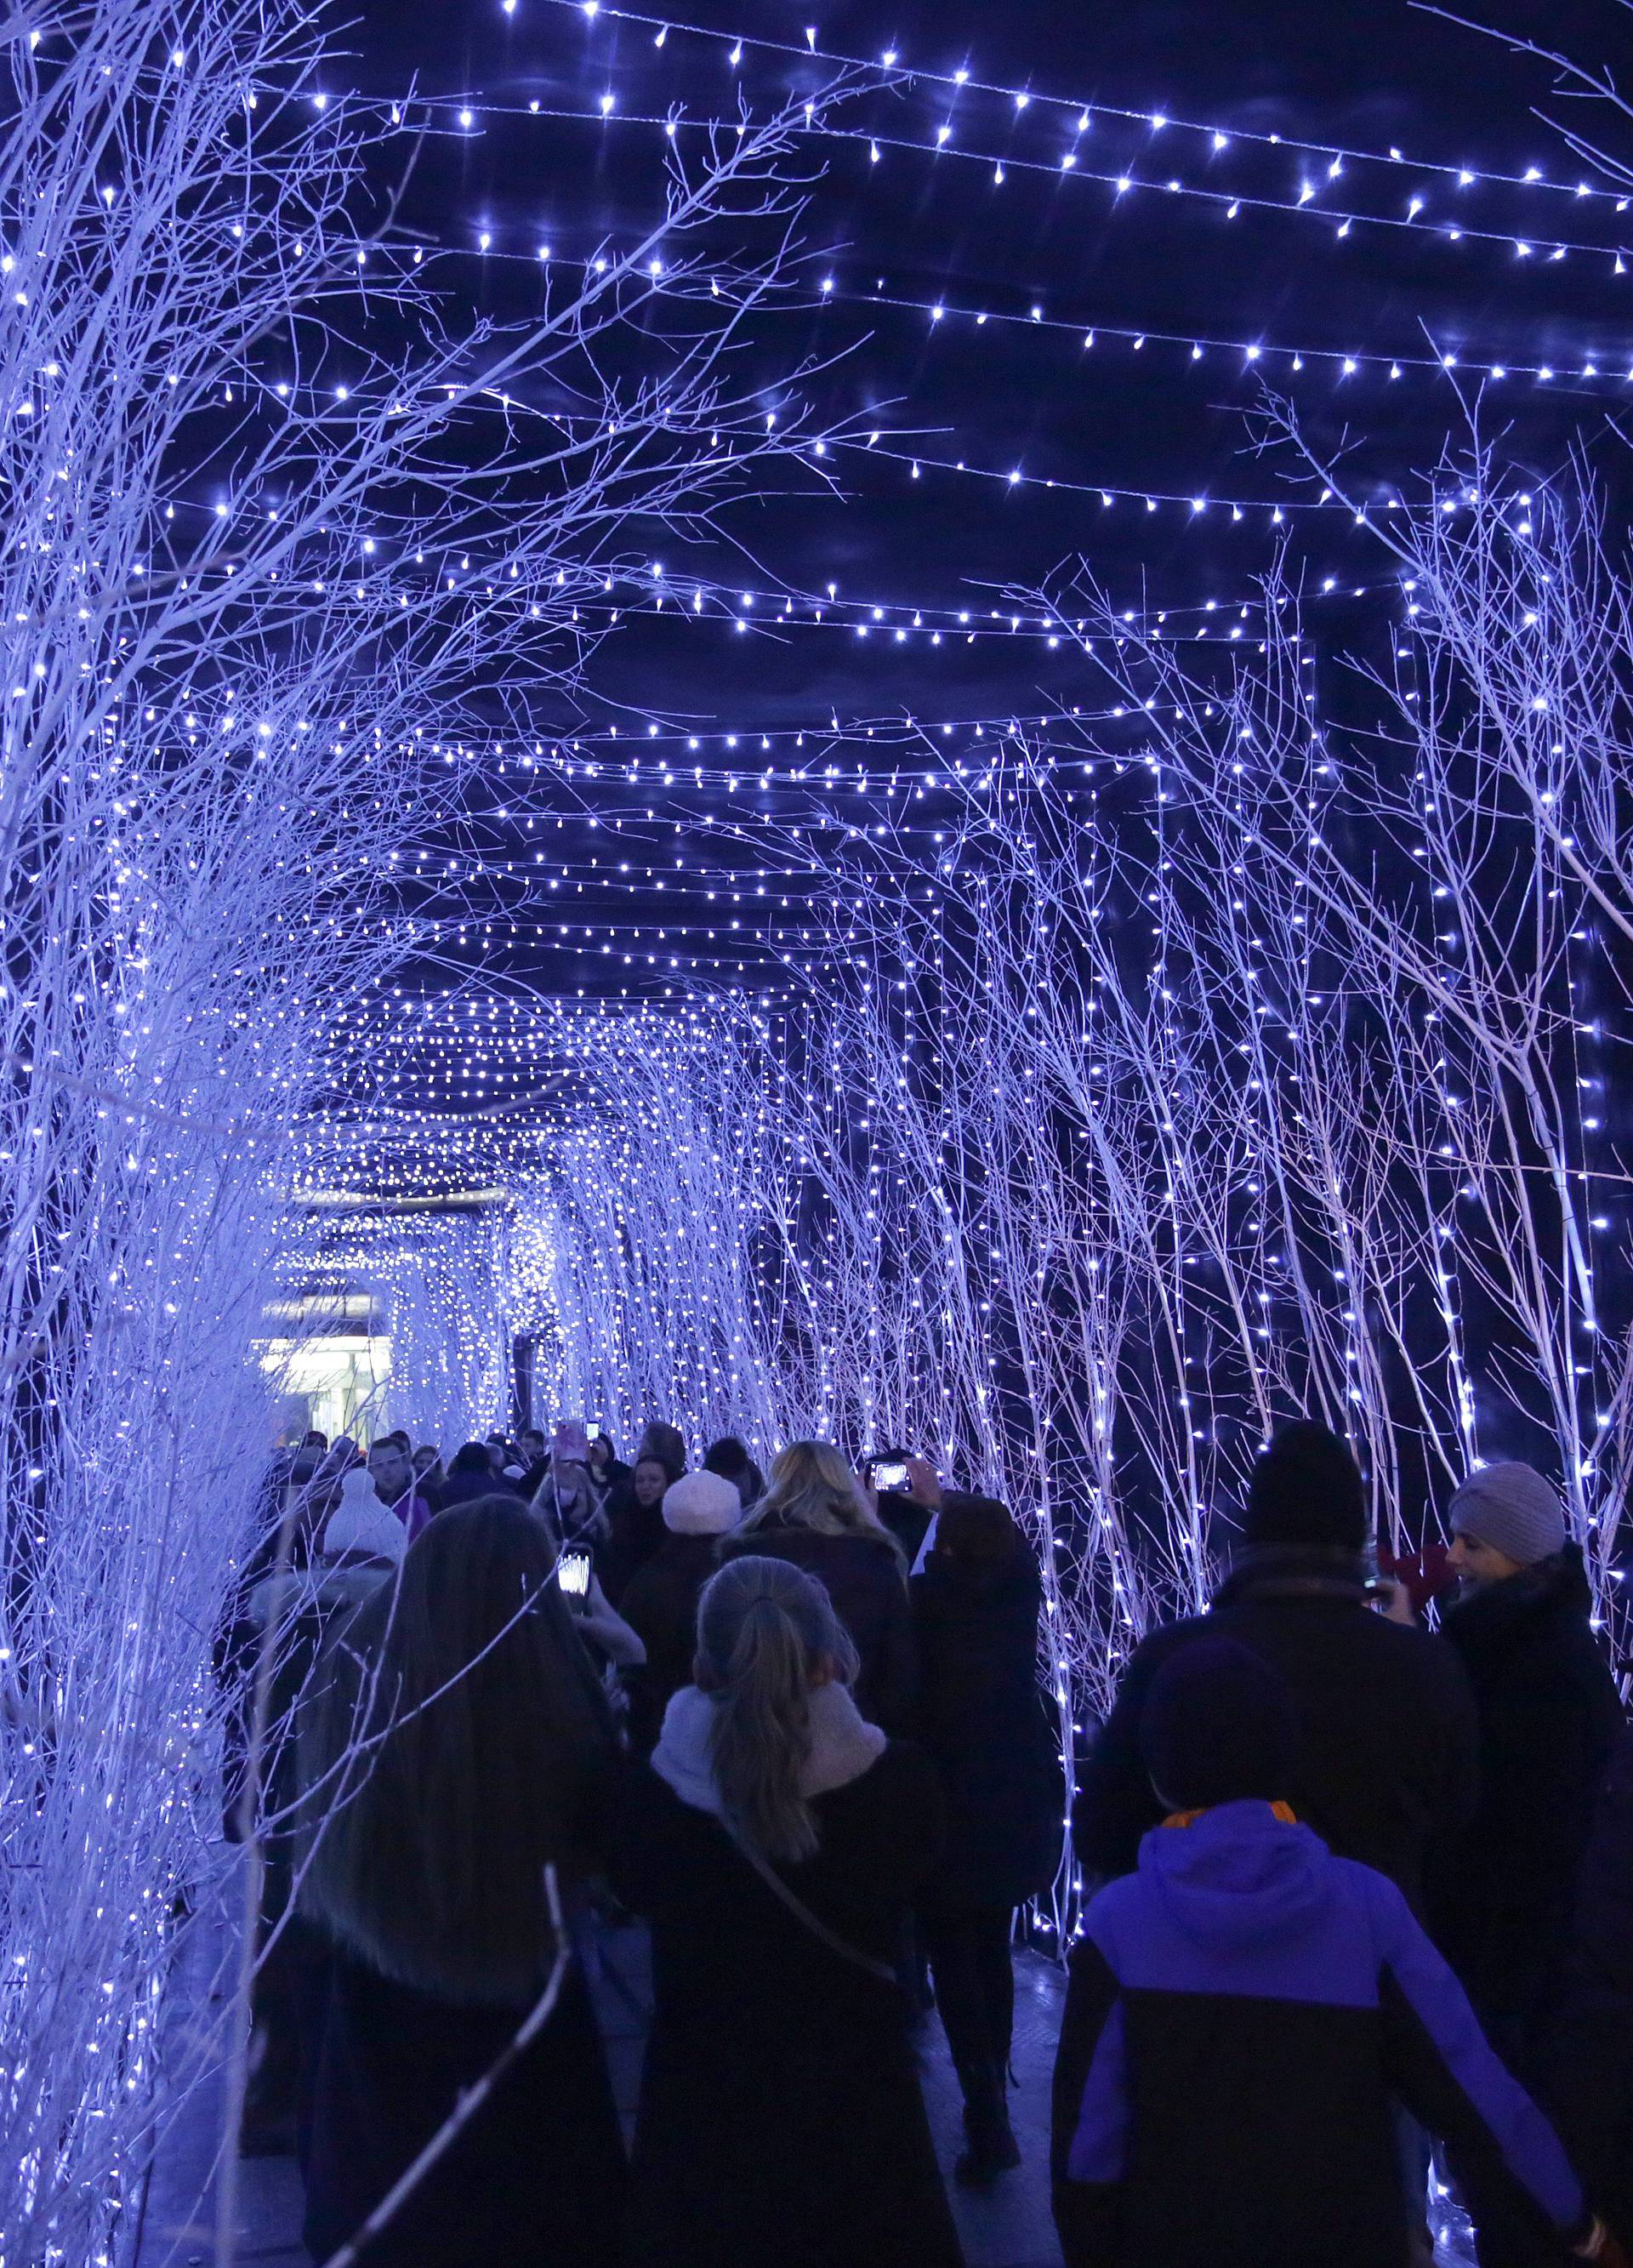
[558,1547,593,1612]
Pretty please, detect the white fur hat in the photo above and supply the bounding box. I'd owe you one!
[323,1467,408,1564]
[663,1470,743,1536]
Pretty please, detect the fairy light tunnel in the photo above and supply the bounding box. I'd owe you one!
[1,0,1630,2255]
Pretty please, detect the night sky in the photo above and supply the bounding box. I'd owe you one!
[335,0,1633,1022]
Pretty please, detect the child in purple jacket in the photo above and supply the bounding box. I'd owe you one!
[1051,1638,1626,2268]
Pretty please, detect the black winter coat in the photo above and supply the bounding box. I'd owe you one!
[1545,1723,1633,2246]
[435,1466,520,1511]
[619,1533,722,1753]
[601,1746,963,2268]
[600,1485,668,1604]
[302,1944,627,2268]
[720,1520,919,1735]
[1074,1546,1479,1917]
[912,1538,1061,1907]
[1437,1546,1624,2059]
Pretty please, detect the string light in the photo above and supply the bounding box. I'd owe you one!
[407,89,1632,270]
[523,0,1620,218]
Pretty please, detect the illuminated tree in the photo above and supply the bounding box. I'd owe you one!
[0,0,850,2251]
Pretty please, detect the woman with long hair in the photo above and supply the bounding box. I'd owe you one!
[296,1496,627,2268]
[721,1441,919,1735]
[599,1450,671,1603]
[606,1553,963,2268]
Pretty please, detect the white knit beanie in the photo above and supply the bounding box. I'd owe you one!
[323,1467,409,1564]
[662,1470,743,1536]
[1449,1462,1566,1569]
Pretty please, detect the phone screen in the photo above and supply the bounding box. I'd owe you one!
[585,1422,601,1440]
[559,1548,592,1608]
[872,1461,910,1493]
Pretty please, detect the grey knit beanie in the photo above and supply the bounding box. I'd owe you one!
[1448,1462,1566,1568]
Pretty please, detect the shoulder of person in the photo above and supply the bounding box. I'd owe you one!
[1121,1608,1212,1680]
[1327,1849,1417,1951]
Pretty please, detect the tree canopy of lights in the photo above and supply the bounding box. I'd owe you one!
[1,0,1630,2248]
[0,0,854,2252]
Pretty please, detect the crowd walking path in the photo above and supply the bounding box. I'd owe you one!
[133,1900,1476,2268]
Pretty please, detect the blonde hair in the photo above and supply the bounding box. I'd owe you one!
[737,1439,906,1568]
[697,1555,860,1862]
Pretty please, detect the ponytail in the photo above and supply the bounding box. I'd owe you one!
[697,1554,859,1864]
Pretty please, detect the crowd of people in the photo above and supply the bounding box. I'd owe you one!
[216,1411,1630,2268]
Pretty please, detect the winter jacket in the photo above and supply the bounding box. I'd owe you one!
[1545,1723,1633,2246]
[302,1949,626,2268]
[720,1519,919,1735]
[1437,1546,1624,2061]
[1075,1545,1479,1915]
[1051,1801,1588,2268]
[434,1467,521,1511]
[619,1533,722,1753]
[600,1740,963,2268]
[911,1536,1061,1907]
[600,1485,669,1604]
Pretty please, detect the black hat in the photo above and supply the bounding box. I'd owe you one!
[1243,1420,1368,1551]
[1141,1638,1300,1810]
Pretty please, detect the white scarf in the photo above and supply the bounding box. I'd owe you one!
[651,1680,887,1816]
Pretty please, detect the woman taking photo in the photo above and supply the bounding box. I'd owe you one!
[721,1440,918,1735]
[296,1496,627,2268]
[606,1554,963,2268]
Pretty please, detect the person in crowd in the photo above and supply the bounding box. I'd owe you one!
[367,1434,433,1543]
[722,1440,919,1736]
[296,1496,627,2268]
[1051,1638,1626,2268]
[1074,1420,1478,1918]
[620,1470,744,1752]
[230,1467,408,2153]
[1545,1723,1633,2254]
[603,1554,964,2268]
[869,1447,937,1564]
[318,1465,412,1572]
[300,1428,330,1456]
[296,1436,358,1541]
[1435,1466,1624,2084]
[636,1418,687,1482]
[586,1429,634,1528]
[599,1451,671,1604]
[438,1439,521,1511]
[540,1451,611,1556]
[913,1481,1061,2184]
[485,1431,528,1485]
[411,1444,444,1512]
[285,1438,326,1513]
[586,1428,630,1499]
[514,1426,550,1499]
[702,1434,765,1511]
